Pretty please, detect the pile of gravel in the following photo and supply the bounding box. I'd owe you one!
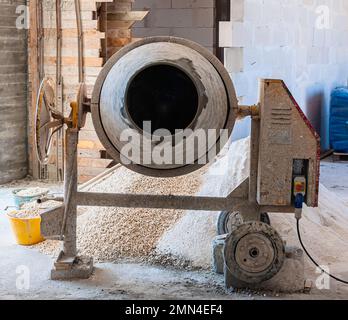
[9,200,61,219]
[33,166,205,261]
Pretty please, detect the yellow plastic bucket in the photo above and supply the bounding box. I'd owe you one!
[7,213,44,246]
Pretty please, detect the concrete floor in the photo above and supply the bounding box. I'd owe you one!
[0,159,347,300]
[320,156,348,206]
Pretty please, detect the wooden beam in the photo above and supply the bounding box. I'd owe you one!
[107,11,149,22]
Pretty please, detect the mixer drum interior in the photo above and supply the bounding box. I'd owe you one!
[127,64,199,135]
[91,37,238,177]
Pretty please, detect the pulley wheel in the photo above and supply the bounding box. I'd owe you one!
[217,211,271,235]
[77,82,89,129]
[35,78,63,165]
[224,221,285,284]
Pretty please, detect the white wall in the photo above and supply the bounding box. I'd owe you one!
[132,0,216,52]
[221,0,348,148]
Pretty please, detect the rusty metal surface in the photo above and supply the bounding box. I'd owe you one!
[40,205,64,239]
[74,180,293,213]
[257,80,320,207]
[76,192,239,211]
[77,83,89,129]
[61,129,78,257]
[76,178,249,211]
[35,78,63,165]
[91,37,238,177]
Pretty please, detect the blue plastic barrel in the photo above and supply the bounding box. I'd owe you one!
[330,87,348,153]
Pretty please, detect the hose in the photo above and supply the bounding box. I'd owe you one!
[296,218,348,285]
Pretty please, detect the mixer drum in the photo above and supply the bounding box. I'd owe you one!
[91,37,238,177]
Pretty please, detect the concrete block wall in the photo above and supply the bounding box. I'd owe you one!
[222,0,348,149]
[0,0,28,184]
[132,0,216,52]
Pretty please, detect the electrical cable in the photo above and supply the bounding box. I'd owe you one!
[296,218,348,285]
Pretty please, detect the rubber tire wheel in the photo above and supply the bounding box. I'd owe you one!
[224,221,285,284]
[261,212,271,225]
[217,211,242,235]
[217,211,271,235]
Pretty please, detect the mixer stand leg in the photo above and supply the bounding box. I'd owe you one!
[51,128,94,280]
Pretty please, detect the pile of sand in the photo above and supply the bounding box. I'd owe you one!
[154,137,250,268]
[33,164,205,261]
[9,200,61,219]
[9,209,42,219]
[15,187,49,197]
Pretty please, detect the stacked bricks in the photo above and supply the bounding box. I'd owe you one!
[28,0,148,182]
[132,0,216,53]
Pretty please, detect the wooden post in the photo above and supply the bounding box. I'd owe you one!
[28,0,39,179]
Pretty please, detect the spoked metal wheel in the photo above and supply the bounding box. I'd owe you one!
[224,221,285,284]
[35,77,64,165]
[217,211,271,235]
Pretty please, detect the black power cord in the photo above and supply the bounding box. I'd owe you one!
[296,218,348,285]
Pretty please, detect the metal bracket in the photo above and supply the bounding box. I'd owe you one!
[40,205,64,239]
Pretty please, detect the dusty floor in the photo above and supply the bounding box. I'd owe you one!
[320,157,348,206]
[0,158,348,300]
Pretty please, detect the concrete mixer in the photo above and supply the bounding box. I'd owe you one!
[35,37,320,289]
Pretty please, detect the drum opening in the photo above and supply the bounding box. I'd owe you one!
[126,64,199,135]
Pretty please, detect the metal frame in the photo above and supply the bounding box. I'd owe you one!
[30,4,319,280]
[42,79,323,282]
[46,104,295,279]
[37,34,321,281]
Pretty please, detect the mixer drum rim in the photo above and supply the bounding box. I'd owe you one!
[91,36,238,177]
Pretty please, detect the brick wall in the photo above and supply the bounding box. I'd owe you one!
[221,0,348,149]
[133,0,216,53]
